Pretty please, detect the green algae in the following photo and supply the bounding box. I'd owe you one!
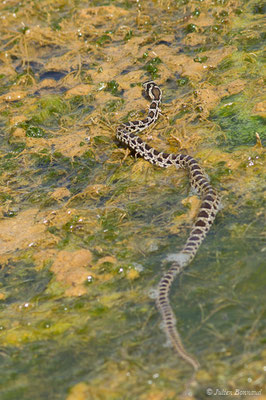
[212,93,265,148]
[31,96,69,125]
[104,80,120,96]
[185,23,198,33]
[96,34,112,46]
[26,126,47,138]
[0,0,265,399]
[143,57,162,79]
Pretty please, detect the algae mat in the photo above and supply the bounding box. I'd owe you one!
[0,0,265,399]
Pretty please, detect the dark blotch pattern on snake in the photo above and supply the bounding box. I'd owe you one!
[116,81,221,370]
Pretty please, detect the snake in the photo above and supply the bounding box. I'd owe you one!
[116,81,221,371]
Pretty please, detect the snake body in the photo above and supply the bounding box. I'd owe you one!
[116,81,221,370]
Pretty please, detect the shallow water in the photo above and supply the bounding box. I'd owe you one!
[0,0,265,399]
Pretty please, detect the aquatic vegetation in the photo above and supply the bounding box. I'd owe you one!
[212,93,265,148]
[26,126,47,138]
[104,80,120,96]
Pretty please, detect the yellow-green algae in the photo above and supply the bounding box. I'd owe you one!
[0,0,265,399]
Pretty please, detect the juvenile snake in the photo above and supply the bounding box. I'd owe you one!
[116,81,221,370]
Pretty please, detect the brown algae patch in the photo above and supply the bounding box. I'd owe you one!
[0,208,54,254]
[51,249,93,296]
[252,101,266,117]
[50,187,71,202]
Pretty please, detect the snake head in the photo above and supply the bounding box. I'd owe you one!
[142,81,162,102]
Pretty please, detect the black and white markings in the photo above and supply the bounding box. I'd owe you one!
[116,81,221,372]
